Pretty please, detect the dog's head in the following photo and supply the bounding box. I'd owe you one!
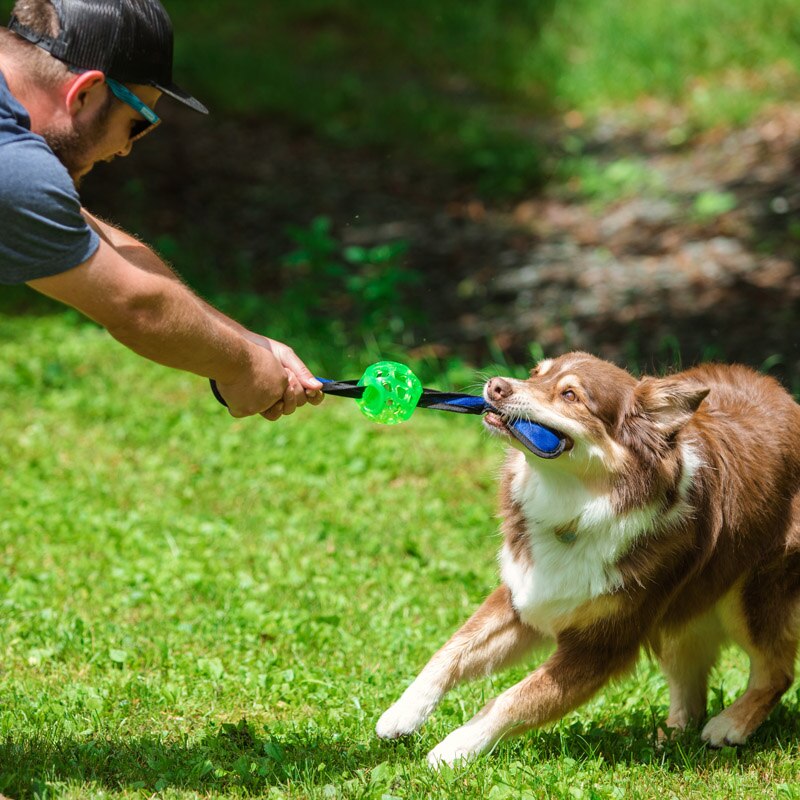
[483,352,709,478]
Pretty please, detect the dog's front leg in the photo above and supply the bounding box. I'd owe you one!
[427,629,639,767]
[376,585,543,739]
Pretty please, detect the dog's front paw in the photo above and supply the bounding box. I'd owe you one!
[701,711,748,748]
[426,723,494,769]
[376,692,434,739]
[376,675,447,739]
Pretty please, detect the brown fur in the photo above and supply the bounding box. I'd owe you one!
[376,352,800,764]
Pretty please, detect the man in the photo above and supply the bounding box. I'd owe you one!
[0,0,324,420]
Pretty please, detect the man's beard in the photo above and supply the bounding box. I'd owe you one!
[40,96,113,187]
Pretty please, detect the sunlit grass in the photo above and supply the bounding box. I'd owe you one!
[0,312,798,798]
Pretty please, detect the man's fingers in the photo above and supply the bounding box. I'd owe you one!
[260,401,284,422]
[281,386,299,416]
[301,374,324,392]
[260,372,306,420]
[306,389,325,406]
[272,343,323,392]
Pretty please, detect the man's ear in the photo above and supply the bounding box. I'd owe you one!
[633,377,710,437]
[65,70,106,117]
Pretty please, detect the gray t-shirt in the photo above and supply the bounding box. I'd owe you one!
[0,70,100,285]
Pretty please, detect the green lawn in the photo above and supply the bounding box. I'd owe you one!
[0,311,798,798]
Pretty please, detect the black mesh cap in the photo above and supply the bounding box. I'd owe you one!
[9,0,208,114]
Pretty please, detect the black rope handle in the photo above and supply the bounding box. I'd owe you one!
[209,379,229,407]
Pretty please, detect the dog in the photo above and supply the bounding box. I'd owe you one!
[375,351,800,767]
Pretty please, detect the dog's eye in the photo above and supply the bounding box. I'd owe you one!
[561,389,578,402]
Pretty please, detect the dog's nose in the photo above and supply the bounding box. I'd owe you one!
[487,377,513,403]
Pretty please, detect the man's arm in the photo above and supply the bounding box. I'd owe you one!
[82,211,324,416]
[27,236,304,420]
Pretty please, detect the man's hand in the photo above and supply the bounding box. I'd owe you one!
[212,343,289,419]
[213,337,325,421]
[243,334,325,420]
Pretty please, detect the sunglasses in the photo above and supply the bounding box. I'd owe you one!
[105,77,161,142]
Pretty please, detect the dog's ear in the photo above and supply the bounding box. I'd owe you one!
[633,377,710,437]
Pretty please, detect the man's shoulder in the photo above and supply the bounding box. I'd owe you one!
[0,125,99,285]
[0,128,84,225]
[0,128,74,196]
[0,129,84,229]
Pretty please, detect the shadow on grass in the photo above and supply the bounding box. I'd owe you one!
[2,704,799,797]
[0,720,400,798]
[514,700,800,771]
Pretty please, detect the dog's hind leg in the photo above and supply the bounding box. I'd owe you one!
[702,574,799,747]
[376,584,544,740]
[657,610,725,734]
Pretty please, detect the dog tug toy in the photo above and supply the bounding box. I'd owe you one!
[210,361,567,459]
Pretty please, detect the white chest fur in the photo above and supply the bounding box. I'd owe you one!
[499,448,698,636]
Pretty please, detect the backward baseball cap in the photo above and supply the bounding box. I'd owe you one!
[8,0,208,114]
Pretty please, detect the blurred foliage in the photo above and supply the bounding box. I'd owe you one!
[692,190,739,220]
[2,0,800,375]
[163,0,800,191]
[280,216,421,351]
[163,0,556,191]
[556,152,666,206]
[3,0,799,192]
[162,0,800,122]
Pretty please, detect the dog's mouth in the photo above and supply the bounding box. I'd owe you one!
[483,410,572,458]
[484,411,511,433]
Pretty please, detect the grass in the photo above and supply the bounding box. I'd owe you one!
[1,310,799,798]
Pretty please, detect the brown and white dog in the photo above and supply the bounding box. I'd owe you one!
[376,352,800,766]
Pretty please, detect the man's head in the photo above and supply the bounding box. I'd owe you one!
[4,0,207,182]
